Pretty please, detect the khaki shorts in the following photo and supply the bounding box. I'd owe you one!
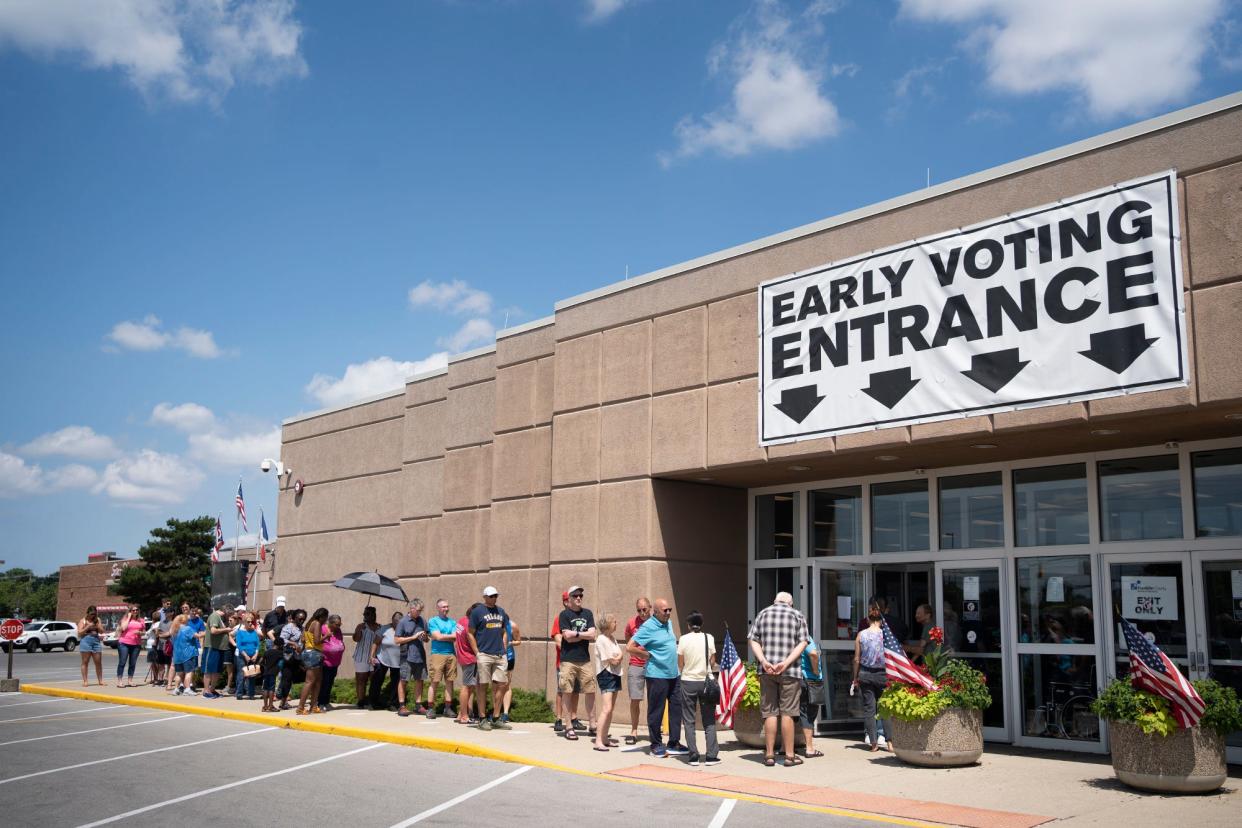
[759,673,802,718]
[476,652,508,685]
[429,653,457,683]
[558,660,597,694]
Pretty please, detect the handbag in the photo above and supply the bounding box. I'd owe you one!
[805,677,827,706]
[701,633,721,704]
[242,663,260,678]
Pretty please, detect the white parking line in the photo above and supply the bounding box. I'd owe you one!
[75,742,387,828]
[0,714,190,746]
[707,798,737,828]
[0,697,70,708]
[0,704,118,723]
[0,725,276,785]
[387,765,532,827]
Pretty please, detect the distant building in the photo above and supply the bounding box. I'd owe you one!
[56,556,141,630]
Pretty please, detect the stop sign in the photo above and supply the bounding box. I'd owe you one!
[0,619,23,641]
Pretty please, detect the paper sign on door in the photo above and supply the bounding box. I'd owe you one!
[963,576,980,602]
[1121,575,1179,621]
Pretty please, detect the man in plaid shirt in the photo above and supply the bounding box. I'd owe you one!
[748,591,810,767]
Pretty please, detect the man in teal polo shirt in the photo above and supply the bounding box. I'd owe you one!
[626,597,688,758]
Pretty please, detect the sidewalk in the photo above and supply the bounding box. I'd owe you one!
[19,681,1239,827]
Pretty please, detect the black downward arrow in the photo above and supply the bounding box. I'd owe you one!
[774,384,825,424]
[1079,323,1158,373]
[862,367,920,409]
[961,348,1029,393]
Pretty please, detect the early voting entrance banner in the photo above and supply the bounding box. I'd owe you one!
[759,172,1187,445]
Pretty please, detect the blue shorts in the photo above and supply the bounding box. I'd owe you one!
[177,659,198,675]
[79,635,102,653]
[300,649,323,670]
[262,674,277,692]
[204,649,227,674]
[597,670,621,694]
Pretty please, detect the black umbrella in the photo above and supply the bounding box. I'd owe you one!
[332,571,408,604]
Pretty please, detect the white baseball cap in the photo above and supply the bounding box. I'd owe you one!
[276,596,287,607]
[482,586,499,597]
[235,604,247,612]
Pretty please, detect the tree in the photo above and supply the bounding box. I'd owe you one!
[0,568,58,618]
[116,516,214,612]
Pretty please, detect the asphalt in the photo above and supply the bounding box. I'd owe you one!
[0,686,882,828]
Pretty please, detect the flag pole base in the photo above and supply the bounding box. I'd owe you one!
[0,678,20,693]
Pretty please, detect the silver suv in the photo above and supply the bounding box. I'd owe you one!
[5,620,78,653]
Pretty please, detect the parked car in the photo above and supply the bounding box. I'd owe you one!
[104,619,155,649]
[2,620,78,653]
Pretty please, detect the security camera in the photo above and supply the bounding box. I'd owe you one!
[260,459,272,473]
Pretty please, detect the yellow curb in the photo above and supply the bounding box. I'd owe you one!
[21,683,938,827]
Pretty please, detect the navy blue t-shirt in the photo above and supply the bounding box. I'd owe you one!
[395,616,427,663]
[468,604,509,656]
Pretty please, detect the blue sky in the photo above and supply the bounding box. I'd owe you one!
[1,0,1239,576]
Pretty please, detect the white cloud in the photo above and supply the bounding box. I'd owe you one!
[407,280,493,316]
[188,427,280,471]
[93,449,201,506]
[0,451,98,498]
[438,318,496,353]
[0,0,307,105]
[305,353,451,408]
[664,0,841,163]
[899,0,1229,119]
[151,402,216,432]
[21,425,120,460]
[106,315,223,358]
[585,0,632,22]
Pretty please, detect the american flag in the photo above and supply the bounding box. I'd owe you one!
[257,510,270,563]
[213,515,224,564]
[1120,616,1205,728]
[235,479,248,532]
[882,618,938,691]
[715,629,747,728]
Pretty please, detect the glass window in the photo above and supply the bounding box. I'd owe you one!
[938,472,1003,549]
[1193,448,1242,537]
[1014,463,1089,547]
[819,568,866,643]
[1020,655,1099,741]
[1098,455,1183,541]
[1015,555,1095,644]
[871,480,929,553]
[809,486,862,556]
[755,493,797,560]
[753,567,802,618]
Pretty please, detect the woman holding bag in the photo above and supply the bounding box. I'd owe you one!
[799,637,825,758]
[676,610,720,767]
[114,604,146,687]
[230,613,261,700]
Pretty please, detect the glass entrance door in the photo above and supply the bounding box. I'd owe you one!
[1191,552,1242,764]
[936,560,1011,741]
[812,561,869,734]
[1103,554,1198,683]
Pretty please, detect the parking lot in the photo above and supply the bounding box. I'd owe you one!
[0,665,887,828]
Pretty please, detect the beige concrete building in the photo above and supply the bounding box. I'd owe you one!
[276,93,1242,759]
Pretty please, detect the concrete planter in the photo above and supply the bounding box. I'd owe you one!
[1108,721,1227,793]
[730,703,805,749]
[889,707,983,767]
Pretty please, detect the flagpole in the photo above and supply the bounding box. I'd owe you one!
[251,508,262,610]
[234,476,242,564]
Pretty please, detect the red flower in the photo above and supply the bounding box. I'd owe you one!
[928,626,944,645]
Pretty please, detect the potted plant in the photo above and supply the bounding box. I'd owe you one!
[876,627,991,766]
[1091,677,1241,793]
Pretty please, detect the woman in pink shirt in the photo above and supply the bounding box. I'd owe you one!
[115,604,146,687]
[318,614,346,711]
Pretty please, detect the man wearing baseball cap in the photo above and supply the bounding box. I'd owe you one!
[467,586,511,731]
[262,597,287,642]
[557,585,598,740]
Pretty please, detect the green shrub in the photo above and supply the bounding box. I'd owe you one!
[739,662,762,710]
[278,677,554,722]
[1091,677,1242,737]
[877,657,992,722]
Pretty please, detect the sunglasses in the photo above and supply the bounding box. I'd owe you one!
[659,608,673,614]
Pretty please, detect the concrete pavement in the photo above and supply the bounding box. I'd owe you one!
[5,649,1239,827]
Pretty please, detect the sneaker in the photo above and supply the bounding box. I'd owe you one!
[203,692,220,699]
[553,720,564,733]
[479,719,493,731]
[500,714,510,724]
[443,706,456,719]
[173,688,183,696]
[397,707,411,717]
[571,718,586,731]
[426,708,436,720]
[184,688,199,696]
[703,756,721,767]
[877,736,888,746]
[687,751,701,765]
[493,719,512,730]
[665,743,689,756]
[650,745,667,758]
[414,705,429,715]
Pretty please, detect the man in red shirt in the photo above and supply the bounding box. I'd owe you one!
[454,603,480,724]
[624,596,652,745]
[550,591,567,733]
